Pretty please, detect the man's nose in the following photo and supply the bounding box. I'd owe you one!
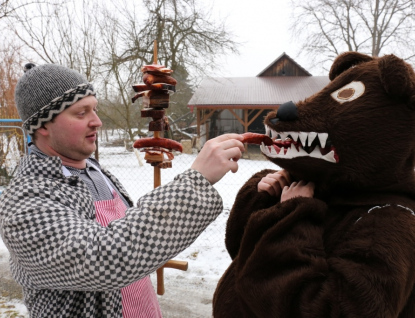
[90,111,103,128]
[269,101,298,124]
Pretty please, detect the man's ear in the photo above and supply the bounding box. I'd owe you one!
[36,125,49,137]
[329,52,373,80]
[378,54,415,107]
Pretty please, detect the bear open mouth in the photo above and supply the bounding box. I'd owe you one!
[261,125,339,163]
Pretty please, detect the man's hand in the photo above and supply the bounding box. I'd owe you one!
[191,134,244,185]
[257,170,291,197]
[281,180,315,202]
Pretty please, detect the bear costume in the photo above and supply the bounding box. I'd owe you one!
[212,52,415,317]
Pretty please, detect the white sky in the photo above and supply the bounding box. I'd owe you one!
[208,0,310,78]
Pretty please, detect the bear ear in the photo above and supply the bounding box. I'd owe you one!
[378,54,415,107]
[329,52,373,80]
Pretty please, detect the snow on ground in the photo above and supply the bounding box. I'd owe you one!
[0,142,278,317]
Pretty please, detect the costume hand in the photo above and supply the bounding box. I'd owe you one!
[281,180,315,202]
[191,133,244,185]
[257,170,291,196]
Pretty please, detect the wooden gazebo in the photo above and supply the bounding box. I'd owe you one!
[188,53,330,144]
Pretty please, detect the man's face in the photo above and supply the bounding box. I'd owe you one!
[42,96,102,161]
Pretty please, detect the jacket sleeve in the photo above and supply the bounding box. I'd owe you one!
[216,199,415,318]
[0,169,222,291]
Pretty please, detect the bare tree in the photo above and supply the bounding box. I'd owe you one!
[6,0,239,142]
[116,0,239,81]
[95,5,146,143]
[0,42,21,117]
[7,0,101,81]
[290,0,415,72]
[0,41,26,184]
[106,0,237,140]
[1,0,42,19]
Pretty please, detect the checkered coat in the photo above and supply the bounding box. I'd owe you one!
[0,154,223,317]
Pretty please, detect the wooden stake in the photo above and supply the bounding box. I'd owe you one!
[153,40,158,65]
[152,41,161,189]
[156,260,188,295]
[151,39,188,295]
[153,131,161,189]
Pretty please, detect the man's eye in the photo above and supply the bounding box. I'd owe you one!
[330,81,365,103]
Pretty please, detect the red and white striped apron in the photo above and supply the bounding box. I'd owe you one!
[63,166,163,318]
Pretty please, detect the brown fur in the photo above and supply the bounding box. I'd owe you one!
[213,53,415,317]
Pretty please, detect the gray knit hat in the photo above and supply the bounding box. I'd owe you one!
[15,63,96,134]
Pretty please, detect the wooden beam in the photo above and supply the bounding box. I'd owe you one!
[247,109,267,126]
[228,109,244,126]
[243,109,249,154]
[193,105,279,110]
[197,109,201,137]
[194,106,275,143]
[200,109,218,126]
[205,120,209,141]
[244,109,248,132]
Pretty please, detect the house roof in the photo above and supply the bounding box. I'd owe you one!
[257,52,312,77]
[188,76,330,108]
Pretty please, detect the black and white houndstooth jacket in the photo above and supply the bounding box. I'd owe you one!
[0,154,223,317]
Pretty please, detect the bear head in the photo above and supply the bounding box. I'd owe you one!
[262,52,415,195]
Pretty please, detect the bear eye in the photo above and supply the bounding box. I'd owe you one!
[330,81,365,104]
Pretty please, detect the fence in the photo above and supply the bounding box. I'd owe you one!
[0,122,279,244]
[0,123,279,245]
[97,129,278,248]
[0,119,30,194]
[0,125,280,316]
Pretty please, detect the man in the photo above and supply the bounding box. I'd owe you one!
[0,63,244,317]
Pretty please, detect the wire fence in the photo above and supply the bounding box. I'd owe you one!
[97,129,278,248]
[0,121,29,193]
[0,124,278,247]
[0,125,280,316]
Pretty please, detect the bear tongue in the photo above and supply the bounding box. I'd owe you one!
[274,139,297,147]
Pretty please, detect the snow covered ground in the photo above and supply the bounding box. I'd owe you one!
[0,142,278,317]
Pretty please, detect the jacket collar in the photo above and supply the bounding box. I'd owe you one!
[18,150,134,207]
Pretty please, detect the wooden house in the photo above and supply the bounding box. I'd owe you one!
[187,53,330,146]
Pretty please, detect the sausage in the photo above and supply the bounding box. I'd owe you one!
[141,108,165,119]
[133,137,183,152]
[143,73,177,86]
[149,117,170,132]
[132,83,176,93]
[141,64,173,74]
[146,70,175,76]
[132,91,145,103]
[140,147,175,160]
[241,133,273,146]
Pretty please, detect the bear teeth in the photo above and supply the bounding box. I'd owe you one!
[319,133,328,148]
[263,126,337,163]
[307,132,317,147]
[265,125,329,149]
[299,132,308,146]
[260,143,337,163]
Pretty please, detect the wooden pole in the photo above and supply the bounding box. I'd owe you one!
[153,40,158,64]
[156,260,188,295]
[153,40,161,189]
[150,39,188,295]
[153,131,161,189]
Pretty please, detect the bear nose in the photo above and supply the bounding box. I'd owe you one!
[269,101,298,124]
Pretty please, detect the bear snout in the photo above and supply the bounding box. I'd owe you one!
[270,101,299,124]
